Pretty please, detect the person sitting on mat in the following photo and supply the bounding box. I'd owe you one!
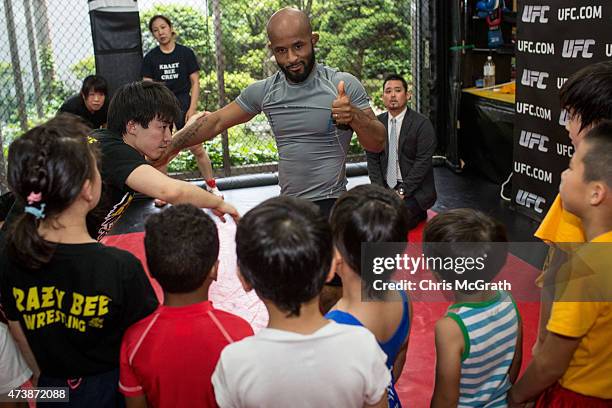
[58,75,109,129]
[326,184,412,408]
[212,196,390,408]
[120,204,253,407]
[0,115,158,404]
[424,209,522,408]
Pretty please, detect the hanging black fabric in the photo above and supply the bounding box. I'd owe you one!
[88,0,143,97]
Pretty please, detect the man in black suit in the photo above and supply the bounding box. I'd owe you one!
[366,74,437,228]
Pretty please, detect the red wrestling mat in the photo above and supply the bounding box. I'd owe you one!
[104,211,539,407]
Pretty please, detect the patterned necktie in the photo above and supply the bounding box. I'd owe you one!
[386,118,398,188]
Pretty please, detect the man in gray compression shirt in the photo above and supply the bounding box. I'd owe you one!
[157,7,386,212]
[236,64,371,201]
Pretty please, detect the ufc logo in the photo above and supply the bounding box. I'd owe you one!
[519,131,549,152]
[559,109,569,126]
[522,5,550,23]
[562,39,595,58]
[516,190,546,214]
[521,70,549,89]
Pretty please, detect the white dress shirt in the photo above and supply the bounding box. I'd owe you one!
[387,107,407,184]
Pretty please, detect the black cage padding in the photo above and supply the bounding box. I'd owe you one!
[89,9,143,97]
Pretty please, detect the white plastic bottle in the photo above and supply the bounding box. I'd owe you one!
[483,56,496,88]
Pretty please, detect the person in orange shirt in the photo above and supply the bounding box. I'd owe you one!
[533,61,612,354]
[510,122,612,406]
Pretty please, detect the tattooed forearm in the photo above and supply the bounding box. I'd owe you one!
[172,115,210,152]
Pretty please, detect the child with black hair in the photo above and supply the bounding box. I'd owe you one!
[423,209,522,408]
[0,115,158,404]
[509,122,612,406]
[86,80,238,240]
[326,184,412,408]
[533,61,612,354]
[212,196,390,408]
[119,204,253,407]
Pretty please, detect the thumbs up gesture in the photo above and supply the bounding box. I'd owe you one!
[332,80,353,127]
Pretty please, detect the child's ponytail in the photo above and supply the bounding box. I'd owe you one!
[6,114,96,269]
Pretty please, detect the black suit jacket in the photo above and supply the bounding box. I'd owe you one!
[366,108,437,210]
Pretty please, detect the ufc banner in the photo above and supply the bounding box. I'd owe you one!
[88,0,142,97]
[512,1,612,220]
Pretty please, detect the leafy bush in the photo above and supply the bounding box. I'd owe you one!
[168,113,278,173]
[199,71,256,111]
[71,56,95,80]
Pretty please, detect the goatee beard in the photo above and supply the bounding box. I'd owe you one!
[279,49,316,83]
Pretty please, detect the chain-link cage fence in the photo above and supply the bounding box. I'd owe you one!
[0,0,93,191]
[1,0,413,185]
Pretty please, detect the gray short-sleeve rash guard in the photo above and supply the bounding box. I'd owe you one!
[235,64,371,200]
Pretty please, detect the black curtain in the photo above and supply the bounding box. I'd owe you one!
[88,1,143,97]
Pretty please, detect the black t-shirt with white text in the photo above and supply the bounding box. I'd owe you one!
[86,129,148,240]
[58,94,108,129]
[0,243,158,377]
[141,43,199,105]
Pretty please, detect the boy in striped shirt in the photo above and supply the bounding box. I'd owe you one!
[424,209,523,407]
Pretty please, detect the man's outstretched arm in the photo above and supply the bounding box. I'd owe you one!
[156,102,255,166]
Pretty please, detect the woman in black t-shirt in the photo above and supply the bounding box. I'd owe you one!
[142,14,218,206]
[142,14,200,130]
[0,114,158,405]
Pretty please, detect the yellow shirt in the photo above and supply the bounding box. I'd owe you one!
[534,195,586,288]
[535,194,586,243]
[546,231,612,398]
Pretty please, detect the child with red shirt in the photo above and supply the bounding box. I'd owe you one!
[119,204,253,407]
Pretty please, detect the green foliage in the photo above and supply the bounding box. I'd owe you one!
[71,56,95,80]
[217,0,289,78]
[0,62,14,122]
[168,117,279,172]
[349,134,365,155]
[39,45,71,102]
[199,71,256,110]
[39,45,55,94]
[1,52,69,140]
[315,0,410,77]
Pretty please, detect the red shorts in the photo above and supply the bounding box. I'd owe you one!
[536,383,612,407]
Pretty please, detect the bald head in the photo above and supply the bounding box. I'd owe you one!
[266,8,319,83]
[266,7,312,41]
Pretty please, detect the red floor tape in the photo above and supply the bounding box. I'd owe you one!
[104,213,539,407]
